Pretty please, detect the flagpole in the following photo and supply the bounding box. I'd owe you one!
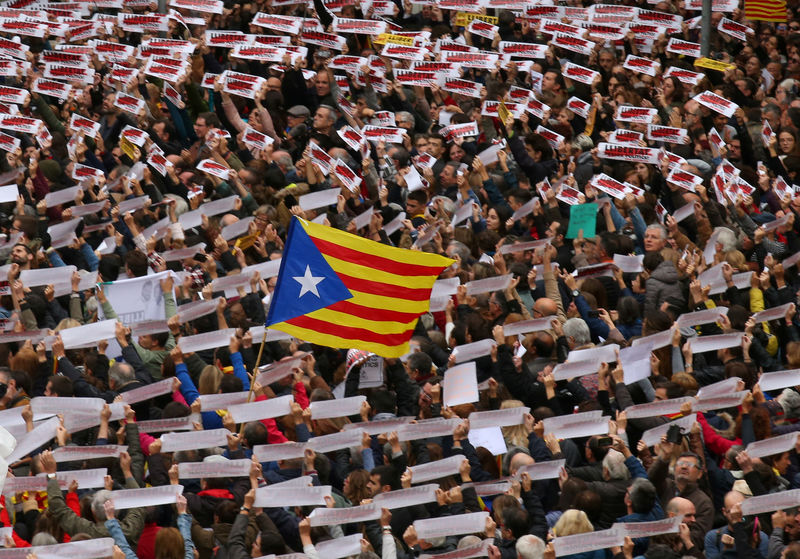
[701,0,711,57]
[238,328,268,438]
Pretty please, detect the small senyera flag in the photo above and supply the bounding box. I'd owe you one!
[266,217,453,357]
[745,0,786,21]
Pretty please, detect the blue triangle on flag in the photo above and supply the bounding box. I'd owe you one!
[266,219,352,326]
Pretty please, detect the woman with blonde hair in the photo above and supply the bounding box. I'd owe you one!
[552,510,604,559]
[501,400,529,449]
[197,365,223,396]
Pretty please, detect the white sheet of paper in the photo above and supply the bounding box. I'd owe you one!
[553,528,624,557]
[309,503,381,526]
[160,428,228,452]
[451,340,495,364]
[373,484,439,509]
[619,344,652,385]
[0,185,18,204]
[676,306,728,328]
[228,395,294,423]
[742,489,800,516]
[696,376,742,398]
[136,416,195,433]
[121,378,174,404]
[178,328,237,353]
[465,273,513,295]
[310,395,366,420]
[515,459,566,481]
[359,355,384,388]
[544,418,610,440]
[51,444,127,463]
[468,407,529,430]
[552,361,600,381]
[299,188,340,211]
[255,357,303,386]
[20,266,77,287]
[443,362,479,405]
[221,216,255,241]
[198,390,250,411]
[177,298,222,322]
[625,397,694,419]
[270,475,313,488]
[198,391,251,411]
[631,328,674,351]
[343,416,415,436]
[614,517,681,538]
[567,344,619,363]
[451,202,474,227]
[313,534,362,559]
[178,458,251,479]
[672,203,695,223]
[462,480,511,496]
[306,429,364,453]
[752,303,794,323]
[111,485,183,509]
[689,332,744,354]
[419,540,492,559]
[640,415,696,447]
[409,454,465,483]
[99,270,173,325]
[36,468,107,489]
[502,318,553,336]
[613,254,644,273]
[16,537,115,559]
[398,418,461,441]
[31,396,105,416]
[252,441,307,462]
[759,369,800,392]
[415,512,488,539]
[179,195,238,229]
[745,431,799,459]
[58,319,118,349]
[254,485,332,507]
[694,391,748,412]
[468,426,507,455]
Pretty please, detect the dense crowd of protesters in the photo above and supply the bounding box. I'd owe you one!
[4,1,800,559]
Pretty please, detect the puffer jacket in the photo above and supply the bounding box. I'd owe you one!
[644,260,685,314]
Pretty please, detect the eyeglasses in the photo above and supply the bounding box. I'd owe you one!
[676,460,699,468]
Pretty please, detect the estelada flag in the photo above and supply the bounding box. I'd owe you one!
[745,0,786,21]
[266,216,453,357]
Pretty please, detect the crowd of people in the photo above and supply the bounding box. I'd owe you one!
[3,1,800,559]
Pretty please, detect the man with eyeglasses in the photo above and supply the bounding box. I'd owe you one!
[649,444,714,540]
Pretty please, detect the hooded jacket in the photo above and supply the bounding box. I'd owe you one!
[644,260,685,315]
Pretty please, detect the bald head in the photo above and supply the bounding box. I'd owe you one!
[509,453,534,476]
[666,497,696,523]
[532,297,558,318]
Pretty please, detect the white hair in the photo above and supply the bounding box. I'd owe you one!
[516,535,546,559]
[603,449,631,481]
[563,318,591,347]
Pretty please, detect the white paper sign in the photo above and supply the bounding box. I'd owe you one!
[178,458,252,478]
[228,395,294,423]
[443,362,479,405]
[415,512,488,539]
[409,454,465,483]
[111,485,183,509]
[160,428,229,452]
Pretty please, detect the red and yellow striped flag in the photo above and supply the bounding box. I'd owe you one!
[745,0,786,21]
[266,216,453,357]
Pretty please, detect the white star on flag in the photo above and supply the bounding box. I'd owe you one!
[293,265,325,298]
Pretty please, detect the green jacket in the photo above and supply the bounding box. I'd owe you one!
[102,291,177,379]
[47,475,144,547]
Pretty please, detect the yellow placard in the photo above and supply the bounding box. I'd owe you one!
[694,57,736,72]
[373,33,414,46]
[498,100,512,124]
[120,136,137,160]
[454,12,499,27]
[235,233,258,250]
